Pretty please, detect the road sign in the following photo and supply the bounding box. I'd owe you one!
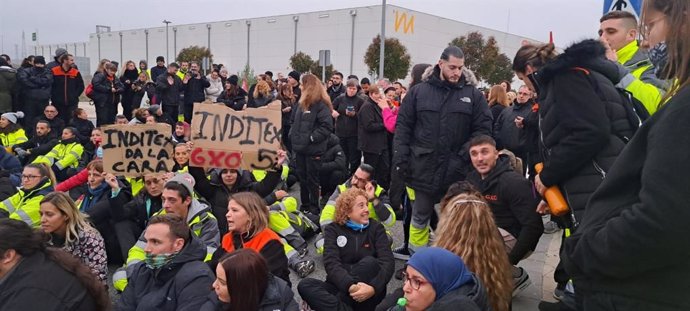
[603,0,642,18]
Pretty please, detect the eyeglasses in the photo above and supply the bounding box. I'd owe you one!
[641,17,665,37]
[401,271,426,290]
[21,175,42,180]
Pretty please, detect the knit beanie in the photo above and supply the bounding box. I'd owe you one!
[1,111,25,124]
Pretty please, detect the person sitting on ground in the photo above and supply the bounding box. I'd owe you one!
[0,163,55,227]
[128,108,150,125]
[55,128,103,193]
[0,112,27,150]
[32,105,65,139]
[0,219,111,310]
[33,127,84,181]
[69,108,95,150]
[40,192,108,284]
[202,249,299,311]
[318,133,348,206]
[249,80,275,108]
[13,120,58,165]
[390,247,489,311]
[113,173,220,292]
[316,163,395,254]
[117,214,215,311]
[209,192,292,286]
[0,144,22,186]
[466,135,543,296]
[299,187,394,311]
[115,114,129,125]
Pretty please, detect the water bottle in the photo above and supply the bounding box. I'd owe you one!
[535,163,570,216]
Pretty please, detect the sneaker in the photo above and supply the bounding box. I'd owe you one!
[543,220,560,234]
[292,260,316,278]
[394,267,405,280]
[392,246,411,261]
[513,267,532,297]
[298,248,308,259]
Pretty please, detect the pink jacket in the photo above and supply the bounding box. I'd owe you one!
[382,107,398,133]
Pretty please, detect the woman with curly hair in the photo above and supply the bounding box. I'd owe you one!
[298,187,394,311]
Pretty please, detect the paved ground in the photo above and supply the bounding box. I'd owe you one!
[91,101,562,310]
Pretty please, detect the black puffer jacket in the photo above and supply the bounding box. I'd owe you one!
[319,134,347,176]
[17,66,53,101]
[358,97,388,155]
[535,39,633,221]
[155,73,184,107]
[332,92,364,138]
[289,101,333,156]
[393,66,492,196]
[466,156,543,265]
[91,72,124,106]
[494,99,534,153]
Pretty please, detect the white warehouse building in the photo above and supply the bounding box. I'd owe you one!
[33,4,538,82]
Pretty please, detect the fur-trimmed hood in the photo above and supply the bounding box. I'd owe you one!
[537,39,621,85]
[422,65,478,87]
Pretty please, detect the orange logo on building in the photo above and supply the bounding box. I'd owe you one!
[394,10,415,34]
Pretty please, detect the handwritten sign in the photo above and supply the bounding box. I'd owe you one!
[190,101,282,170]
[101,124,175,177]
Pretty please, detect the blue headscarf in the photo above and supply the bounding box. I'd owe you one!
[407,247,473,300]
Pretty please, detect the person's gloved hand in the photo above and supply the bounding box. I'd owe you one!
[14,148,26,157]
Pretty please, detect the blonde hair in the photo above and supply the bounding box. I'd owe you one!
[229,192,269,238]
[488,85,510,107]
[434,193,513,311]
[253,80,271,98]
[299,74,332,110]
[334,188,367,225]
[40,192,94,248]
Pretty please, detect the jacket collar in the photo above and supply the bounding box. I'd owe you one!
[537,39,622,86]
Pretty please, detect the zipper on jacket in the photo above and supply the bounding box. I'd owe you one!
[592,160,606,179]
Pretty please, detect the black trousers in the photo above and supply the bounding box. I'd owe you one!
[95,100,116,126]
[162,104,179,126]
[120,92,136,119]
[340,136,361,175]
[298,256,386,311]
[362,149,390,190]
[114,220,143,260]
[54,102,77,125]
[296,153,322,214]
[183,102,194,123]
[24,98,49,134]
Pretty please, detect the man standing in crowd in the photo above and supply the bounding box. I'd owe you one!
[176,61,189,80]
[46,48,67,71]
[332,78,364,175]
[288,70,301,102]
[392,45,492,253]
[181,61,210,123]
[599,10,666,115]
[467,135,543,295]
[50,54,84,124]
[494,85,534,176]
[327,71,345,102]
[155,63,184,126]
[117,214,214,310]
[149,56,167,83]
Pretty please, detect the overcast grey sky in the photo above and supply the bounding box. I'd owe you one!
[1,0,603,59]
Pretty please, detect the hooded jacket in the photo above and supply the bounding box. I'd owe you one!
[117,237,215,311]
[534,39,634,221]
[50,65,85,108]
[0,251,99,311]
[393,66,492,196]
[17,66,53,102]
[467,156,543,264]
[563,72,690,310]
[332,91,365,137]
[200,274,299,311]
[358,97,388,155]
[188,166,281,236]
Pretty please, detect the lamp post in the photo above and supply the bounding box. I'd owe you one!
[163,20,171,62]
[379,0,386,80]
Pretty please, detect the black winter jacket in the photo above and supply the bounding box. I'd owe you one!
[289,101,333,156]
[494,99,534,153]
[319,134,347,176]
[328,84,345,103]
[117,237,215,311]
[323,219,394,297]
[393,66,492,195]
[156,73,184,107]
[70,117,95,147]
[183,75,210,106]
[563,82,690,310]
[358,98,388,155]
[13,131,58,162]
[132,81,156,107]
[17,66,53,101]
[332,92,364,138]
[217,88,248,111]
[189,166,281,236]
[489,103,505,123]
[111,190,163,232]
[467,156,543,264]
[91,72,124,107]
[33,116,65,138]
[534,39,633,221]
[200,275,299,311]
[0,251,100,311]
[149,65,167,83]
[50,65,85,108]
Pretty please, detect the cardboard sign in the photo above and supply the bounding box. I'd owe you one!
[190,101,282,170]
[101,124,176,177]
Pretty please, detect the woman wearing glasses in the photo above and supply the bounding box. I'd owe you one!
[0,163,54,228]
[40,192,108,284]
[298,187,394,311]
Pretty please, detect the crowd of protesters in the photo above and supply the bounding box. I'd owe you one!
[0,1,688,310]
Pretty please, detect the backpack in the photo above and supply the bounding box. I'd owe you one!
[84,83,94,99]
